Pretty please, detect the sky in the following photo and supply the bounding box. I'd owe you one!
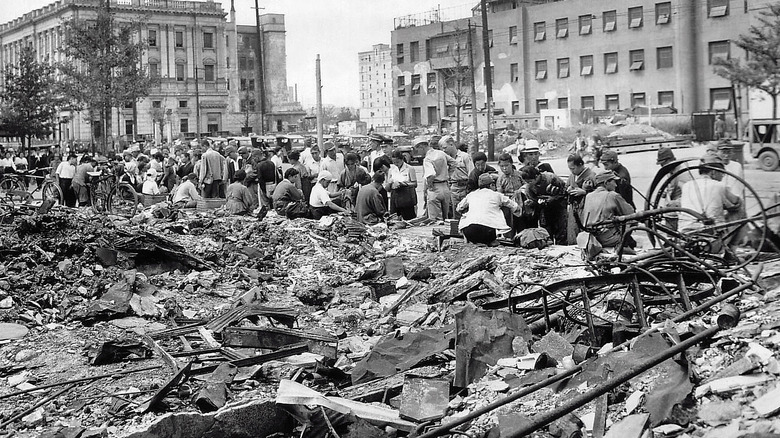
[0,0,474,108]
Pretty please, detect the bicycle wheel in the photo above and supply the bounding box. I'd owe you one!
[107,183,139,217]
[91,180,112,214]
[41,181,64,206]
[0,177,25,196]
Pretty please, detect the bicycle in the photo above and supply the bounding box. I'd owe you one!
[0,168,64,206]
[85,168,139,217]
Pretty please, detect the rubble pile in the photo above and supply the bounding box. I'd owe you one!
[0,206,778,438]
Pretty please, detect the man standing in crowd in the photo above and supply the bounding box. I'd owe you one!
[423,135,454,222]
[519,140,554,173]
[679,154,742,231]
[445,140,474,219]
[56,154,78,207]
[655,147,693,230]
[583,171,637,249]
[199,142,226,198]
[566,154,596,239]
[600,149,634,208]
[321,141,345,193]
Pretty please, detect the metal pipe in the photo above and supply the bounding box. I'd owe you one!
[506,324,722,437]
[415,264,761,438]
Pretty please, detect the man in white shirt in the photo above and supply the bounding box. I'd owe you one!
[56,154,78,207]
[320,142,345,194]
[309,170,347,219]
[173,172,202,208]
[457,173,521,245]
[679,155,742,231]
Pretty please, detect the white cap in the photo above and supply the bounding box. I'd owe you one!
[524,139,540,152]
[317,170,334,182]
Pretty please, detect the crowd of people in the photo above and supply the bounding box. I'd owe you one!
[1,132,747,256]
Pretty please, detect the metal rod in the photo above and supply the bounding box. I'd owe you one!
[0,364,161,400]
[506,325,721,437]
[0,383,77,429]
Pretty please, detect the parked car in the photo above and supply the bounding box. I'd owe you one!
[747,119,780,171]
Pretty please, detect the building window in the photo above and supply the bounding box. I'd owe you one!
[709,40,730,64]
[606,94,620,110]
[631,92,646,106]
[603,10,617,32]
[427,106,437,125]
[556,18,568,38]
[410,41,419,62]
[534,22,546,41]
[412,107,421,125]
[581,96,595,109]
[658,90,674,106]
[557,58,570,78]
[180,118,188,133]
[580,55,593,76]
[398,108,406,125]
[124,119,133,135]
[657,46,673,69]
[248,79,255,91]
[240,99,256,112]
[239,57,247,70]
[175,30,184,48]
[628,6,644,28]
[536,99,549,113]
[579,15,592,35]
[176,63,185,81]
[630,50,645,70]
[148,29,157,47]
[709,0,729,17]
[488,30,494,47]
[710,87,732,110]
[535,60,547,80]
[240,78,247,91]
[396,43,404,64]
[427,73,436,93]
[509,26,518,44]
[511,101,520,115]
[558,97,569,109]
[204,64,215,82]
[203,31,214,49]
[397,76,406,97]
[149,61,159,77]
[247,58,254,71]
[152,100,161,108]
[656,2,672,24]
[510,63,519,82]
[605,52,618,74]
[411,74,421,95]
[179,100,187,108]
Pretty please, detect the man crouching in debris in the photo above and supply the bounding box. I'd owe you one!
[582,171,637,251]
[456,173,522,246]
[309,170,348,219]
[224,169,256,215]
[172,172,202,208]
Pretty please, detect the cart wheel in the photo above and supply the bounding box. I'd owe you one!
[108,183,139,216]
[42,181,64,205]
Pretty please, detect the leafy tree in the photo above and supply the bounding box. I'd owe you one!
[59,2,155,153]
[0,45,62,152]
[714,3,780,118]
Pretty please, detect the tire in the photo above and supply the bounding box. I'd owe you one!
[91,179,112,214]
[0,177,25,194]
[403,152,412,164]
[758,150,779,171]
[41,181,64,205]
[108,183,139,217]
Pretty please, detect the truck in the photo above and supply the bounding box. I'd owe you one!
[747,118,780,171]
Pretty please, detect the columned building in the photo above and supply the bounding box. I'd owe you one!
[0,0,304,146]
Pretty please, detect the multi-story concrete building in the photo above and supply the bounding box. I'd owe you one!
[391,0,773,129]
[358,43,394,132]
[0,0,303,145]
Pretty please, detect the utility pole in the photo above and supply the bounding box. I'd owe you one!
[480,0,495,160]
[316,54,323,151]
[254,0,267,134]
[467,20,479,154]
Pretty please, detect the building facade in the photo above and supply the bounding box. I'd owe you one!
[358,44,394,132]
[0,0,303,146]
[391,0,772,129]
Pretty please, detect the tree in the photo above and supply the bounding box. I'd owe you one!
[0,45,61,152]
[59,1,155,153]
[441,29,473,143]
[714,3,780,119]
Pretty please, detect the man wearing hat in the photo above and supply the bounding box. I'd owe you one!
[678,154,742,231]
[224,145,240,183]
[456,173,522,245]
[367,133,391,175]
[519,140,554,173]
[716,141,744,206]
[237,146,250,171]
[582,170,636,249]
[655,147,693,230]
[600,149,634,208]
[423,134,455,221]
[309,170,348,219]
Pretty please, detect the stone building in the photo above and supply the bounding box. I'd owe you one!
[0,0,304,146]
[391,0,773,129]
[358,43,394,132]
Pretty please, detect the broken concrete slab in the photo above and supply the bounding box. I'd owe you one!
[0,323,29,341]
[399,376,449,422]
[752,385,780,417]
[531,331,574,363]
[604,413,649,438]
